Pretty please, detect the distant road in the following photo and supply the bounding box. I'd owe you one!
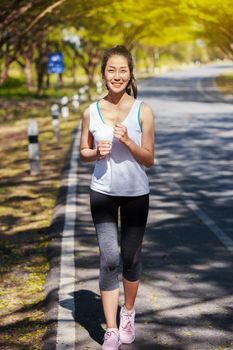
[140,63,233,243]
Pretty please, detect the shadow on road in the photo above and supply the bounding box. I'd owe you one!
[70,140,233,349]
[45,66,233,349]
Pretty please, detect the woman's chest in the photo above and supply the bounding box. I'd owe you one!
[92,124,141,145]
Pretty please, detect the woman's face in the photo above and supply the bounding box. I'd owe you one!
[103,55,131,93]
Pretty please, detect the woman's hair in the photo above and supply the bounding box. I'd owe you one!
[101,45,137,98]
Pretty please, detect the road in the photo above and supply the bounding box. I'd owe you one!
[45,63,233,350]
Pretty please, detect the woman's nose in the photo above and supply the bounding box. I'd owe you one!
[114,71,120,79]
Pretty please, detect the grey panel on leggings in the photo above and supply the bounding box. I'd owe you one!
[96,222,120,291]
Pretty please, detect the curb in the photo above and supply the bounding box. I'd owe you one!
[42,125,79,350]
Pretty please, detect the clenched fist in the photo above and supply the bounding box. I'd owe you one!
[96,140,112,160]
[113,124,129,144]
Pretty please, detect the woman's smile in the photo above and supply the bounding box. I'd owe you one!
[112,82,123,87]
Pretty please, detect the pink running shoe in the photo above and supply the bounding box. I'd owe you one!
[102,329,122,350]
[119,306,136,344]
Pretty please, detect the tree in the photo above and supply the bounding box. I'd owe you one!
[183,0,233,59]
[0,0,67,84]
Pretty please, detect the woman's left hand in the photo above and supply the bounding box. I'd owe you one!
[113,123,130,144]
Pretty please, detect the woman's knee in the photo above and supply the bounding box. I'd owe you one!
[100,252,119,272]
[123,261,141,281]
[121,244,141,267]
[99,253,119,291]
[121,246,142,280]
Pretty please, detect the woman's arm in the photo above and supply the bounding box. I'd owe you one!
[113,103,155,168]
[79,107,112,162]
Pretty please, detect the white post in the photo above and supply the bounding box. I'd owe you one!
[72,94,79,112]
[79,87,86,102]
[61,96,69,120]
[28,120,40,175]
[84,85,89,101]
[51,103,60,140]
[96,80,103,97]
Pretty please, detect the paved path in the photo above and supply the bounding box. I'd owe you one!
[45,64,233,350]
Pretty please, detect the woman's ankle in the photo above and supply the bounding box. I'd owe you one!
[106,327,119,333]
[123,304,135,313]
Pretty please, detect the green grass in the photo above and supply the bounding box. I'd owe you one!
[0,98,86,350]
[0,75,92,99]
[215,69,233,96]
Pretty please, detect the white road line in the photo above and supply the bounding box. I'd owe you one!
[56,125,81,350]
[157,163,233,255]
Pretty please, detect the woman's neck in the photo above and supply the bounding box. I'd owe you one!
[105,91,129,105]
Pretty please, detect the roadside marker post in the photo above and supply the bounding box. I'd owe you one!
[28,120,40,175]
[96,80,103,97]
[61,96,69,120]
[79,87,86,102]
[51,104,60,140]
[72,94,79,112]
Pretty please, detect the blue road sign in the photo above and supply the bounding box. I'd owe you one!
[48,52,64,74]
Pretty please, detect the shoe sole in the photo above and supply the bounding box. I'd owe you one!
[119,336,135,345]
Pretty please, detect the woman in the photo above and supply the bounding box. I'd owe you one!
[80,45,154,349]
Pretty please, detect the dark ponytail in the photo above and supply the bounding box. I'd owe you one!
[101,45,138,98]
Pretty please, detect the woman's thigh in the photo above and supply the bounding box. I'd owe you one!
[120,194,149,229]
[120,194,149,257]
[90,190,120,264]
[90,189,118,225]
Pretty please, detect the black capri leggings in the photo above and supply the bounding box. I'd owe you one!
[90,189,149,291]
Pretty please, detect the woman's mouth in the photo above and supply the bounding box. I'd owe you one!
[112,83,122,87]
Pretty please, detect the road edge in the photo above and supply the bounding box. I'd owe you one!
[42,124,79,350]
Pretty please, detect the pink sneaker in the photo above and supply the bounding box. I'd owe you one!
[119,306,136,344]
[102,329,121,350]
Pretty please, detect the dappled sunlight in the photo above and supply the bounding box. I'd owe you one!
[73,153,233,348]
[67,65,233,349]
[0,107,80,348]
[0,0,232,348]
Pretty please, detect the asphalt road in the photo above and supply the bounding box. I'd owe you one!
[45,63,233,350]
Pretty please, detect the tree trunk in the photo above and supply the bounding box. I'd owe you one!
[0,56,12,85]
[84,63,97,100]
[88,70,94,87]
[72,54,77,85]
[0,62,9,85]
[24,53,34,90]
[153,47,159,73]
[37,70,43,95]
[58,73,63,87]
[46,73,50,89]
[35,47,48,95]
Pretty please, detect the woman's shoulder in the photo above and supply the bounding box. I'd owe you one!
[138,101,154,125]
[139,100,153,113]
[139,101,154,115]
[82,105,90,120]
[82,100,98,120]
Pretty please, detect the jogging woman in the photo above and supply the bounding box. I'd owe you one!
[80,45,154,349]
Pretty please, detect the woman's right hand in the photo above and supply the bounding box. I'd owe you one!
[96,141,112,160]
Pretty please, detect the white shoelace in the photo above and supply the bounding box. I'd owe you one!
[121,312,134,331]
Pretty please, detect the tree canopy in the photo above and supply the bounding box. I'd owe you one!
[0,0,232,88]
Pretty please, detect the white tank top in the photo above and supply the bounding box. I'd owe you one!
[89,99,149,196]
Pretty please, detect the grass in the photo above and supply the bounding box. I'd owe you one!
[215,69,233,96]
[0,94,86,349]
[0,73,100,104]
